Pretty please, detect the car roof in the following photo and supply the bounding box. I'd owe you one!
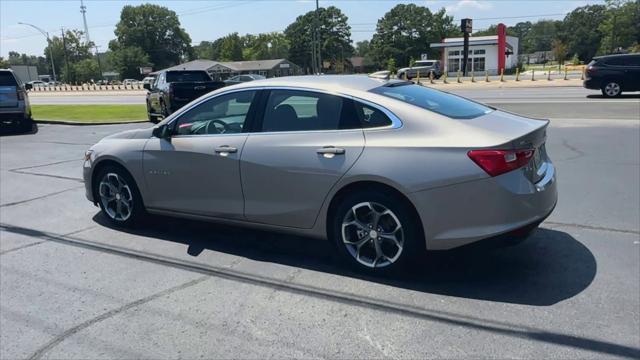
[594,52,640,60]
[229,75,404,93]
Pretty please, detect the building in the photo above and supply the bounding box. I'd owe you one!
[152,58,302,80]
[430,23,519,75]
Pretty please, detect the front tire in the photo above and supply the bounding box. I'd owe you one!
[330,190,421,274]
[94,165,145,227]
[601,81,622,97]
[147,102,160,123]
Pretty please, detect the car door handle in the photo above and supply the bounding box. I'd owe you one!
[214,146,237,156]
[317,146,345,156]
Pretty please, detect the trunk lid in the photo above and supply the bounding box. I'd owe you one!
[170,81,225,102]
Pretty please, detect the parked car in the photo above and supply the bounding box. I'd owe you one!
[83,75,557,274]
[122,79,138,86]
[144,70,225,123]
[0,69,33,132]
[584,53,640,97]
[224,74,266,85]
[397,60,442,80]
[142,76,155,86]
[27,80,46,87]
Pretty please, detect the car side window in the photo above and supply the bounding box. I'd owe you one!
[173,90,256,136]
[354,101,392,128]
[261,90,359,132]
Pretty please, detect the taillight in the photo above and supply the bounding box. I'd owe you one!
[468,149,534,177]
[587,66,597,75]
[17,89,24,101]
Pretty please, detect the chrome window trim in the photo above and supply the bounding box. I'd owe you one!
[163,85,403,136]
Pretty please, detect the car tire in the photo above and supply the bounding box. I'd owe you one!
[601,81,622,97]
[160,101,169,118]
[330,190,422,274]
[147,102,160,123]
[20,116,34,132]
[94,165,145,227]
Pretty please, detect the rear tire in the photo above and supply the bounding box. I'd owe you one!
[94,165,145,227]
[601,81,622,97]
[147,102,160,123]
[330,190,422,275]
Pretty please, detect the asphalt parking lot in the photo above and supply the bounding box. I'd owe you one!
[1,89,639,359]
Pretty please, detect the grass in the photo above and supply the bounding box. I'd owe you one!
[32,105,147,123]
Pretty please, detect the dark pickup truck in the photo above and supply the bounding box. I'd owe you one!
[145,70,225,122]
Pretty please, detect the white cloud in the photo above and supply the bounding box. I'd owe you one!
[445,0,493,13]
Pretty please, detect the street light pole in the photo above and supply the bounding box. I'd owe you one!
[18,22,57,82]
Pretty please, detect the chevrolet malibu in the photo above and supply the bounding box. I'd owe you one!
[83,75,557,273]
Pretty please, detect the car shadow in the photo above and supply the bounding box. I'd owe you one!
[92,212,596,306]
[586,93,640,99]
[0,122,39,136]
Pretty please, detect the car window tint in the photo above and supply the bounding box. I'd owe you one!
[626,56,640,66]
[354,101,392,128]
[261,90,358,132]
[605,57,626,66]
[0,72,17,86]
[174,90,256,135]
[370,84,493,119]
[166,71,211,82]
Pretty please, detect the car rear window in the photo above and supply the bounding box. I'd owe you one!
[0,72,18,86]
[370,84,493,119]
[166,71,211,82]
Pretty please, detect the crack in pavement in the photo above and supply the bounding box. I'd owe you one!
[0,225,96,255]
[2,223,639,359]
[8,170,83,182]
[544,221,640,235]
[8,158,81,172]
[0,186,84,208]
[27,276,210,360]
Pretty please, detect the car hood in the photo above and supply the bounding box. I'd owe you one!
[102,127,154,140]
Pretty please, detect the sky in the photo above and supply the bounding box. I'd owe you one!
[0,0,606,58]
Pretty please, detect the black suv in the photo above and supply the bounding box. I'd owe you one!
[0,69,33,131]
[584,53,640,97]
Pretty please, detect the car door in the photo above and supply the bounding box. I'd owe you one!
[240,89,365,228]
[625,55,640,90]
[142,89,258,218]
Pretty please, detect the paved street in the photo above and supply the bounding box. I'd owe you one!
[29,86,640,120]
[1,90,639,358]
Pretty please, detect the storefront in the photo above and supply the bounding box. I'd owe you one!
[430,23,519,75]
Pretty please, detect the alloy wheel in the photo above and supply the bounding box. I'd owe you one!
[341,202,404,268]
[99,172,133,221]
[604,82,621,97]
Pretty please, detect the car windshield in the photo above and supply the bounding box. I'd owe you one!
[370,84,493,119]
[166,71,211,82]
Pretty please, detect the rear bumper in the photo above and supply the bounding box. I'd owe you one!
[0,109,29,126]
[409,162,557,250]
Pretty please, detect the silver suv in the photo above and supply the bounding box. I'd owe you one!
[0,69,33,132]
[397,60,442,80]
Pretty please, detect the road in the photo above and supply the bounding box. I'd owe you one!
[1,92,639,358]
[29,86,640,120]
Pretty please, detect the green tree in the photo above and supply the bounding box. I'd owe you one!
[598,0,640,54]
[219,33,244,61]
[74,59,100,83]
[0,57,10,69]
[242,32,290,60]
[521,20,562,54]
[110,4,192,70]
[354,40,370,57]
[43,29,94,82]
[562,5,607,61]
[107,46,151,80]
[194,39,223,60]
[552,39,568,68]
[370,4,458,69]
[285,6,353,72]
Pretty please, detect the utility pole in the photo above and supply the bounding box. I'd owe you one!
[18,22,57,82]
[314,0,321,74]
[80,0,91,44]
[95,45,103,80]
[61,28,71,83]
[461,18,472,76]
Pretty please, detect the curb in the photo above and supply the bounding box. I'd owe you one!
[35,119,148,126]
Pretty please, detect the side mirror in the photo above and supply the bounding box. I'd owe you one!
[25,83,32,90]
[143,83,151,91]
[152,124,171,139]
